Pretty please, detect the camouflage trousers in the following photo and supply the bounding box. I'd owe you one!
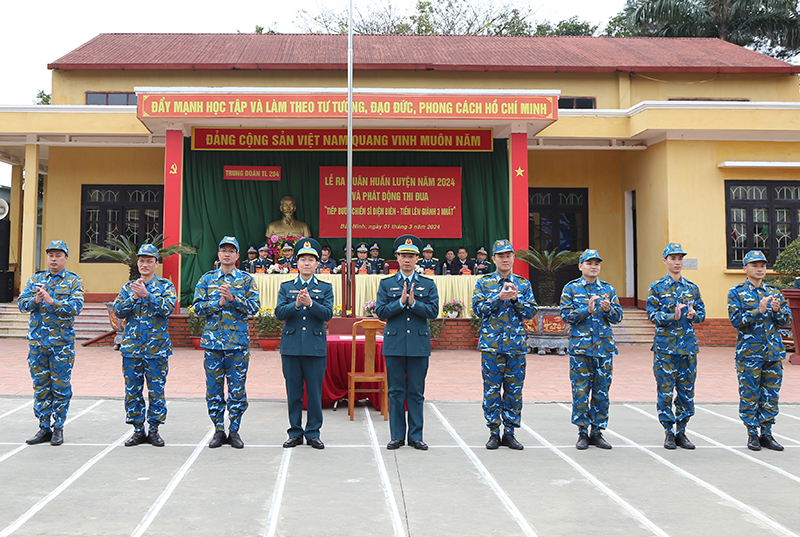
[28,343,74,429]
[123,354,168,430]
[204,349,250,433]
[569,354,613,433]
[736,358,783,435]
[653,352,697,434]
[481,351,526,434]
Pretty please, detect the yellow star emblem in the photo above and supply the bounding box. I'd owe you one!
[515,167,526,177]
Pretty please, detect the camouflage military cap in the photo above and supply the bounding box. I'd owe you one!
[295,238,322,259]
[492,240,513,255]
[45,240,69,256]
[579,249,603,263]
[394,234,422,254]
[218,236,239,252]
[662,243,687,258]
[743,250,767,265]
[137,244,159,258]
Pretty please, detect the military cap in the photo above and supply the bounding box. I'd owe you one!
[295,238,322,259]
[281,241,294,251]
[45,240,69,256]
[477,246,488,255]
[743,250,767,265]
[369,242,380,251]
[258,244,269,252]
[394,234,422,254]
[422,243,434,252]
[137,244,159,258]
[218,236,239,252]
[247,245,257,254]
[662,243,687,258]
[492,240,514,255]
[579,249,603,263]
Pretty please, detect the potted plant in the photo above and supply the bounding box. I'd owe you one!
[442,299,465,318]
[514,249,580,305]
[772,238,800,362]
[469,309,482,349]
[80,233,196,280]
[428,317,445,340]
[363,300,377,317]
[187,306,205,350]
[255,307,283,351]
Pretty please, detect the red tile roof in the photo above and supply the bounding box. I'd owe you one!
[48,33,799,74]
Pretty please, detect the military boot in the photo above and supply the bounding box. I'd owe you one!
[760,433,784,451]
[675,432,695,450]
[50,428,64,446]
[747,434,762,451]
[485,434,501,450]
[148,428,165,447]
[26,427,52,445]
[576,432,590,450]
[664,433,676,450]
[125,429,148,447]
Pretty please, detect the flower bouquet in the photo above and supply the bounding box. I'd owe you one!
[267,264,289,274]
[363,300,377,317]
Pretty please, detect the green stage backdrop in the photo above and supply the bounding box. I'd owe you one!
[180,138,509,305]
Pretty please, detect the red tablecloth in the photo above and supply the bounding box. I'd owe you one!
[302,336,385,410]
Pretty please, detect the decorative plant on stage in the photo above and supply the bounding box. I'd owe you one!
[255,307,284,337]
[515,249,580,305]
[469,309,482,338]
[81,233,196,280]
[332,304,343,317]
[363,300,377,316]
[187,306,205,336]
[442,299,465,317]
[428,317,445,339]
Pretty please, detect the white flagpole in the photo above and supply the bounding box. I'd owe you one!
[346,0,355,315]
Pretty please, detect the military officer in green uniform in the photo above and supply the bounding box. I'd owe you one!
[375,235,440,450]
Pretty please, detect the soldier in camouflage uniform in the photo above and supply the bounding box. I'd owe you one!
[560,249,623,450]
[19,240,84,447]
[113,244,177,447]
[193,236,261,449]
[646,243,706,450]
[472,240,537,450]
[728,250,792,451]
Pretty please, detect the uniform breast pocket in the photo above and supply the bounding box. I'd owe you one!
[384,328,397,336]
[284,327,295,335]
[388,292,401,300]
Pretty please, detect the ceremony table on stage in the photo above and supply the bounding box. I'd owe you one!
[254,273,479,316]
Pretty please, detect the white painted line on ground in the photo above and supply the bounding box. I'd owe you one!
[519,422,670,537]
[131,427,215,537]
[430,403,537,537]
[365,406,406,537]
[64,400,105,426]
[0,401,31,420]
[0,445,27,464]
[0,429,129,537]
[697,405,800,445]
[626,404,800,484]
[263,447,292,537]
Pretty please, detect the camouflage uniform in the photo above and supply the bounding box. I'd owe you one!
[193,267,260,433]
[113,275,177,431]
[728,279,792,435]
[472,270,537,434]
[18,268,84,430]
[560,277,623,433]
[647,274,706,434]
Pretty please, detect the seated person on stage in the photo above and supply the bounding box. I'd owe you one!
[367,243,384,274]
[441,249,456,275]
[474,246,492,275]
[253,245,273,273]
[339,245,354,265]
[417,243,441,275]
[241,246,258,273]
[353,242,372,273]
[280,243,297,270]
[450,246,476,275]
[316,245,338,273]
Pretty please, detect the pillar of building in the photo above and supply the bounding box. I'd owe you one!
[162,129,184,312]
[20,145,39,286]
[509,131,529,279]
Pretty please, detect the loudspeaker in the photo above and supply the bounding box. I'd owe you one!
[0,271,12,302]
[0,220,9,272]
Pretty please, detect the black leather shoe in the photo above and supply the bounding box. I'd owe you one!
[386,440,405,450]
[283,436,303,448]
[486,434,501,450]
[26,427,52,445]
[125,430,148,447]
[148,429,164,447]
[760,433,784,451]
[228,432,244,449]
[747,434,761,451]
[664,433,676,450]
[501,434,524,450]
[410,440,428,450]
[675,432,695,450]
[576,432,589,450]
[589,432,612,449]
[307,437,325,449]
[208,430,227,448]
[50,428,64,446]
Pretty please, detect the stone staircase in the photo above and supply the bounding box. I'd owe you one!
[612,307,654,345]
[0,301,113,341]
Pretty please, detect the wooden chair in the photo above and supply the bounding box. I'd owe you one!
[348,319,388,421]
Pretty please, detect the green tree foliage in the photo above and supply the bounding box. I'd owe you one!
[515,249,581,305]
[622,0,800,59]
[81,234,197,280]
[534,16,598,36]
[34,91,51,105]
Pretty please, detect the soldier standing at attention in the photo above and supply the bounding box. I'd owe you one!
[560,249,623,450]
[19,240,84,446]
[472,240,537,450]
[646,243,705,450]
[367,242,384,274]
[193,236,260,449]
[728,250,792,451]
[416,243,440,275]
[113,244,177,447]
[275,239,334,449]
[375,235,439,450]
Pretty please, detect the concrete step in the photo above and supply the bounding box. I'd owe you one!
[0,300,112,340]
